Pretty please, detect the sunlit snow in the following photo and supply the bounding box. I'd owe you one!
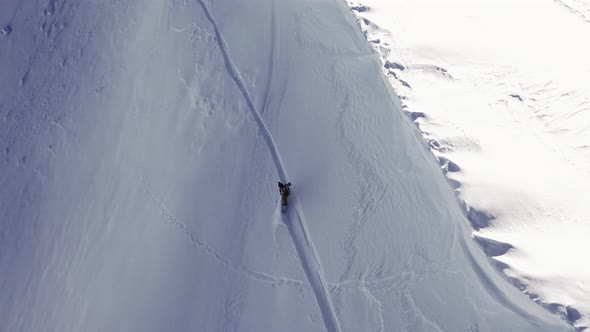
[348,0,590,328]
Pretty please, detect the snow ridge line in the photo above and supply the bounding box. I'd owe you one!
[192,1,342,331]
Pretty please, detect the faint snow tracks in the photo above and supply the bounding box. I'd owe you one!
[333,90,391,329]
[399,288,444,332]
[193,0,287,180]
[193,0,342,330]
[456,226,541,324]
[140,170,307,288]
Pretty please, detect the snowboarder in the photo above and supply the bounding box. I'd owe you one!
[278,181,292,213]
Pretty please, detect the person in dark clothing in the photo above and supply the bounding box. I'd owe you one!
[278,182,292,207]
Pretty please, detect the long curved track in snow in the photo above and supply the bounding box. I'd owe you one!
[194,0,342,330]
[193,0,287,181]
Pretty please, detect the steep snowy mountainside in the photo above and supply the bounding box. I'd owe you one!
[0,0,574,331]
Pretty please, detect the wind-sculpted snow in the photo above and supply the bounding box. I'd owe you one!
[193,0,287,182]
[347,0,590,328]
[0,0,575,331]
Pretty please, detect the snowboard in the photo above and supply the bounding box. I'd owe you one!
[281,195,288,213]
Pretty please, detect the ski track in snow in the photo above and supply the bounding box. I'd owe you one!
[123,65,308,290]
[193,0,342,330]
[398,288,444,332]
[193,0,287,180]
[284,198,343,332]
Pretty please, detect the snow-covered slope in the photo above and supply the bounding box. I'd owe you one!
[346,0,590,328]
[0,0,574,331]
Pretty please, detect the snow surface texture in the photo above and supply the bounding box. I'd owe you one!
[0,0,575,331]
[347,0,590,329]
